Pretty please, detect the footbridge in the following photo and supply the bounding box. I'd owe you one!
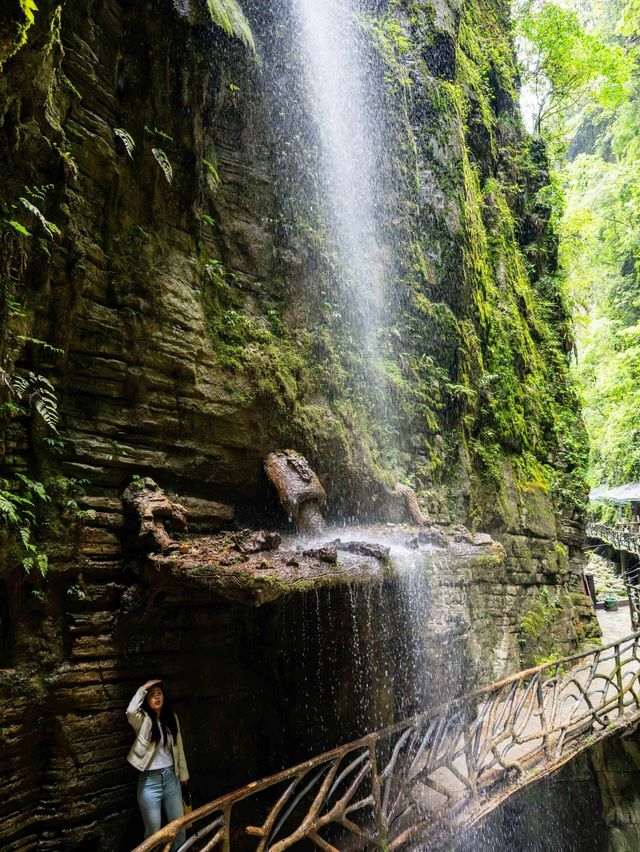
[587,522,640,629]
[136,632,640,852]
[587,521,640,561]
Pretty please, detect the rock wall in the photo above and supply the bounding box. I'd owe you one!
[0,0,587,520]
[0,0,599,848]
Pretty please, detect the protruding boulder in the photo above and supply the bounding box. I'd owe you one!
[122,477,187,553]
[395,482,429,526]
[264,450,326,534]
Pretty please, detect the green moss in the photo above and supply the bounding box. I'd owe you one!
[0,0,38,71]
[519,589,569,667]
[517,584,596,666]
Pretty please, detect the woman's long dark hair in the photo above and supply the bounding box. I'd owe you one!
[142,688,178,745]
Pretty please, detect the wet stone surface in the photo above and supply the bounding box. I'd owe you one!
[134,523,504,606]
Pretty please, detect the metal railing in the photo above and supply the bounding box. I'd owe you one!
[587,522,640,556]
[135,633,640,852]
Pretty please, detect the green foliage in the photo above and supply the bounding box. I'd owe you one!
[200,257,304,410]
[516,0,632,141]
[205,0,255,52]
[6,220,30,237]
[202,158,221,193]
[151,147,173,184]
[12,372,60,432]
[0,368,62,578]
[113,127,135,158]
[511,0,640,492]
[0,476,50,576]
[536,0,640,486]
[365,11,412,87]
[145,125,173,143]
[19,198,60,238]
[0,0,38,71]
[519,587,566,667]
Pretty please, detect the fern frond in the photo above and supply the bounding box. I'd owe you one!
[206,0,255,52]
[6,219,30,237]
[152,148,173,184]
[16,335,64,354]
[13,372,60,432]
[0,493,20,525]
[37,553,48,576]
[12,375,28,396]
[114,127,135,158]
[20,198,61,238]
[34,395,59,431]
[203,158,221,193]
[16,474,50,502]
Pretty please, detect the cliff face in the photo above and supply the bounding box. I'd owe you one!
[0,0,597,848]
[0,0,585,523]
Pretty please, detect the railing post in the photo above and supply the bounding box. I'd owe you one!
[369,736,385,842]
[463,707,478,803]
[223,804,231,852]
[537,676,550,761]
[615,643,625,719]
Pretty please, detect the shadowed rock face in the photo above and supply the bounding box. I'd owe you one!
[0,0,602,848]
[264,451,326,534]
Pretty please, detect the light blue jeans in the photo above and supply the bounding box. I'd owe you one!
[137,766,185,850]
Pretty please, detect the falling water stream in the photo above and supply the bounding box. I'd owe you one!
[294,0,385,337]
[277,528,471,757]
[249,0,467,751]
[248,0,472,763]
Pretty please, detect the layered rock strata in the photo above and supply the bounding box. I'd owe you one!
[0,0,600,848]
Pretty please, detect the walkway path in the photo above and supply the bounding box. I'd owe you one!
[598,605,634,644]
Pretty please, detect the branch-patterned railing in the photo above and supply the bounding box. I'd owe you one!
[587,521,640,557]
[135,633,640,852]
[626,584,640,631]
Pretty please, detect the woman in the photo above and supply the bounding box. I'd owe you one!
[126,679,190,849]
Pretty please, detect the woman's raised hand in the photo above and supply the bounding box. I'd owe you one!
[142,678,162,690]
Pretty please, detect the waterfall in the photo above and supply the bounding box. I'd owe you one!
[293,0,386,354]
[252,1,468,746]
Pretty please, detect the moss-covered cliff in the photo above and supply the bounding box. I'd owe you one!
[0,0,586,526]
[0,0,597,848]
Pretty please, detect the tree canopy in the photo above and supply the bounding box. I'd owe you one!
[515,0,640,485]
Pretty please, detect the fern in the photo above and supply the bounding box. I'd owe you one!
[145,125,174,143]
[13,372,60,432]
[19,198,60,238]
[114,127,135,158]
[6,219,30,237]
[0,492,21,525]
[206,0,255,52]
[0,486,47,576]
[21,0,37,28]
[17,474,51,503]
[203,158,222,193]
[152,147,173,184]
[17,335,64,354]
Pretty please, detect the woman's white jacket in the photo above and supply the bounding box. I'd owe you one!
[126,686,190,782]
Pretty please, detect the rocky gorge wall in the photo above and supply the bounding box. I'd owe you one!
[0,0,599,848]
